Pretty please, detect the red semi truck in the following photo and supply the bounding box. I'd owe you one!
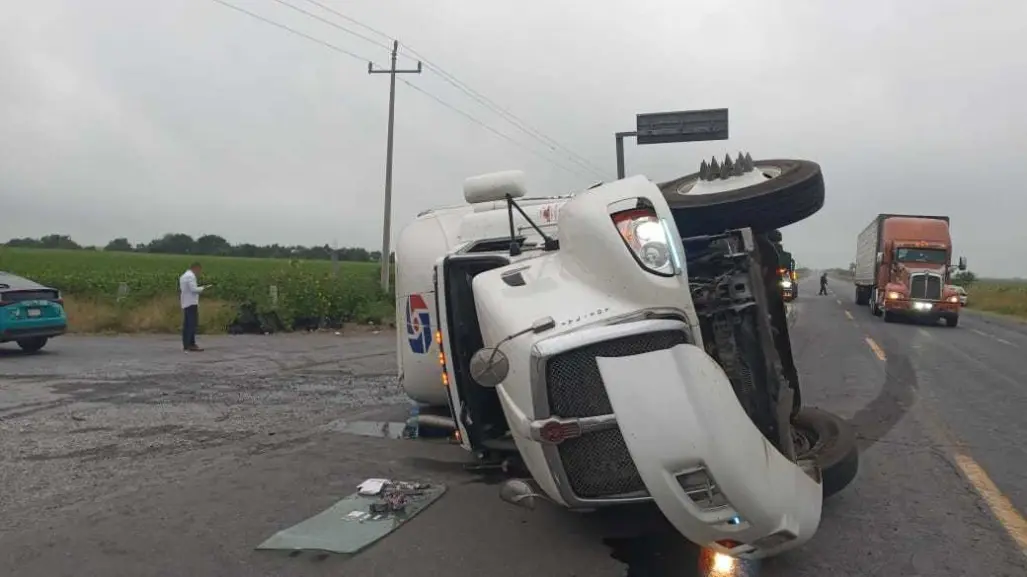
[853,214,966,327]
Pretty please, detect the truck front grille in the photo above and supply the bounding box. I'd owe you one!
[910,274,943,301]
[544,329,688,499]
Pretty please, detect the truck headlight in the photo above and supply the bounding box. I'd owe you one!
[886,291,903,300]
[780,280,793,288]
[947,296,959,303]
[611,208,679,276]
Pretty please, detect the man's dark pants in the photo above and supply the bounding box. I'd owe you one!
[182,305,198,349]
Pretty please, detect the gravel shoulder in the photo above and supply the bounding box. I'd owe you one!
[2,300,1026,576]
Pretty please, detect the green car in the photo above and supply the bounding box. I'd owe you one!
[0,271,68,353]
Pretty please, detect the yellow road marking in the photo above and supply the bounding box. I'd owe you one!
[953,453,1027,555]
[912,328,1027,554]
[865,337,886,361]
[844,310,854,320]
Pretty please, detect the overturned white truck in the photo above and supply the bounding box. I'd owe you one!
[394,154,858,560]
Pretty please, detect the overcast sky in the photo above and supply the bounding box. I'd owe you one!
[1,0,1024,276]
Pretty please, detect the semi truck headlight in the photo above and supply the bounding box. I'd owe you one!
[947,296,959,303]
[612,208,679,276]
[780,280,793,288]
[886,291,903,300]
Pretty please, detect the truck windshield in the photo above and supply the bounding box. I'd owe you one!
[895,247,947,265]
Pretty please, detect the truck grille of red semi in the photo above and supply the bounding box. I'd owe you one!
[544,329,688,499]
[909,273,943,301]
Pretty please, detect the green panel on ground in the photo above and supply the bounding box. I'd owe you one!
[256,483,446,555]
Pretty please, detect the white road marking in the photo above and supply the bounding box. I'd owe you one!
[972,328,1017,347]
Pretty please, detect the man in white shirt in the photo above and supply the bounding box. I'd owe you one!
[179,262,208,352]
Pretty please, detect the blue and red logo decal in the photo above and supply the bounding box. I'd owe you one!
[405,294,432,354]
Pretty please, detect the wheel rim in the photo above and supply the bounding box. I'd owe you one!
[793,425,822,460]
[662,153,789,199]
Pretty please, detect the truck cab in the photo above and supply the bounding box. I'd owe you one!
[854,214,967,327]
[394,182,571,408]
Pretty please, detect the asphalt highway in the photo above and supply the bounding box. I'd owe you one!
[1,278,1026,576]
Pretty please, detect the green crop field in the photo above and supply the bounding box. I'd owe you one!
[964,280,1027,320]
[0,247,395,333]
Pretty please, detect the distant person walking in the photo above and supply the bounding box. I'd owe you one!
[179,262,209,352]
[819,272,829,295]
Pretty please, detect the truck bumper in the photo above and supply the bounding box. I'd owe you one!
[0,323,67,343]
[883,299,959,321]
[495,318,822,560]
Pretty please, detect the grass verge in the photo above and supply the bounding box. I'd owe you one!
[62,295,396,334]
[964,283,1027,321]
[63,296,239,334]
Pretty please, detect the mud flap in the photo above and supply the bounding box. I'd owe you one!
[596,343,823,558]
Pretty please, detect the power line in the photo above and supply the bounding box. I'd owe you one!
[208,0,591,178]
[289,0,609,179]
[208,0,379,65]
[268,0,394,54]
[399,78,595,178]
[407,51,610,178]
[297,0,394,43]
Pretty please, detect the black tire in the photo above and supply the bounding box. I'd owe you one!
[945,316,959,327]
[659,158,825,237]
[855,286,869,306]
[16,337,48,353]
[793,407,859,499]
[883,310,895,323]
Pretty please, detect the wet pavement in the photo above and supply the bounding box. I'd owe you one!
[2,288,1027,576]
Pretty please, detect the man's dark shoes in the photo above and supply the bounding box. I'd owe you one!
[184,345,204,352]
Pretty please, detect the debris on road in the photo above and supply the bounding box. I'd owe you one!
[255,480,446,555]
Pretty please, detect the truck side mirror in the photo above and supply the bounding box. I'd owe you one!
[958,256,967,271]
[469,347,510,388]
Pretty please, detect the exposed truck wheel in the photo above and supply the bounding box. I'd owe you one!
[883,310,896,323]
[945,316,959,327]
[659,155,825,238]
[792,407,859,499]
[16,337,48,353]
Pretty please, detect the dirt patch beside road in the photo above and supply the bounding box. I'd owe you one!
[0,333,404,528]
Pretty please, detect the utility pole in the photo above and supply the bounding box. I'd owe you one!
[369,40,422,293]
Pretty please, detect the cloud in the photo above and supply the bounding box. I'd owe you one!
[0,0,1023,276]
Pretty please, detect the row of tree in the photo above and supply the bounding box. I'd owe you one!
[4,233,391,263]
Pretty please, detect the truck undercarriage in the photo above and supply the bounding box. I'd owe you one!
[438,226,855,496]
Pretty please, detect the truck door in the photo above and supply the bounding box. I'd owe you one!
[435,253,510,452]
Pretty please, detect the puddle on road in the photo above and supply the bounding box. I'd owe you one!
[328,420,413,439]
[327,418,454,441]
